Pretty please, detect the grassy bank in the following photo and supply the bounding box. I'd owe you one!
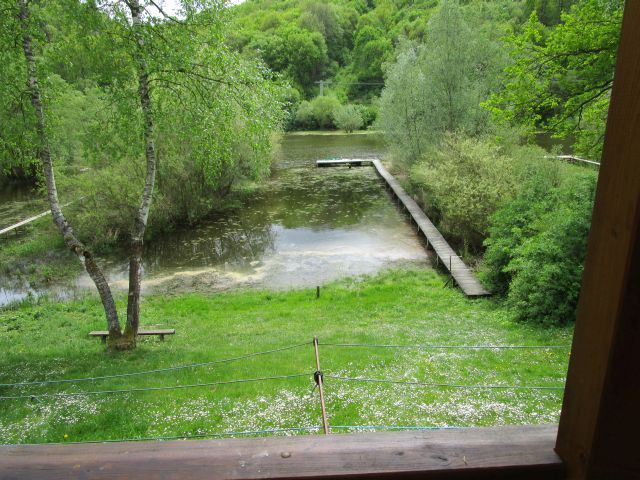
[0,267,571,444]
[286,130,382,136]
[0,219,80,290]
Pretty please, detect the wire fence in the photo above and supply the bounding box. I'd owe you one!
[0,337,569,445]
[0,374,311,400]
[12,425,461,447]
[325,375,565,391]
[319,342,571,350]
[0,341,311,388]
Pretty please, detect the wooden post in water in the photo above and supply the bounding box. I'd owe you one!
[313,337,330,434]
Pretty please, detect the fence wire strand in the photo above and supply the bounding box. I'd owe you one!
[319,342,571,350]
[0,341,311,388]
[0,373,311,400]
[325,374,565,391]
[7,425,461,446]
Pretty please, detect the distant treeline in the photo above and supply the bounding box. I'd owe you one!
[229,0,605,134]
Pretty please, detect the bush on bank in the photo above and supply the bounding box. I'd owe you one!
[485,171,596,326]
[409,134,519,253]
[293,96,372,131]
[404,133,597,326]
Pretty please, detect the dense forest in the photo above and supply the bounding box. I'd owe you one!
[229,0,620,154]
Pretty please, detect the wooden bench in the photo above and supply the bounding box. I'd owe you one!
[89,329,175,343]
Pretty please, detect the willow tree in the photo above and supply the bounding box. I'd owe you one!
[379,0,505,165]
[12,0,283,350]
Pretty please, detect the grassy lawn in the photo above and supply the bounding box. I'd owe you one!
[0,266,572,444]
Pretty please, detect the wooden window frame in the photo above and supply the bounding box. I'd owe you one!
[1,2,639,479]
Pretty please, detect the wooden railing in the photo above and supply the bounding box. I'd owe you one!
[0,425,563,479]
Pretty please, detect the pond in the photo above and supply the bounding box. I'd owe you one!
[0,133,428,305]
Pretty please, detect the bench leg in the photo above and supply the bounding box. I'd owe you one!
[160,334,165,341]
[101,336,107,344]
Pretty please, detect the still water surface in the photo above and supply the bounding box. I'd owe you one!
[1,133,428,305]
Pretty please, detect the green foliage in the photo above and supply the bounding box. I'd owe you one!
[378,43,430,163]
[284,28,329,89]
[294,100,317,129]
[2,0,286,250]
[310,96,341,129]
[379,0,506,165]
[359,103,378,128]
[352,25,393,84]
[485,1,623,159]
[482,158,564,294]
[293,96,342,130]
[46,76,107,168]
[524,0,578,26]
[409,134,520,251]
[248,25,329,94]
[0,2,38,179]
[333,104,364,132]
[0,217,79,291]
[299,1,356,65]
[229,0,448,105]
[484,166,596,325]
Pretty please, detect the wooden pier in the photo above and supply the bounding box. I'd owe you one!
[317,158,490,297]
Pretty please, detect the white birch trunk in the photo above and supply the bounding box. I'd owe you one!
[124,0,158,344]
[17,0,122,340]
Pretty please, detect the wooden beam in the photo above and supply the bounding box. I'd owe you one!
[0,199,81,236]
[0,425,563,479]
[556,1,640,478]
[0,209,51,236]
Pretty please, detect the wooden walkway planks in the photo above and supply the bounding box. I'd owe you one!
[0,209,51,236]
[317,158,490,297]
[0,199,80,236]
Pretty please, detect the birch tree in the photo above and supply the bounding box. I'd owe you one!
[16,0,123,344]
[12,0,284,350]
[123,0,156,343]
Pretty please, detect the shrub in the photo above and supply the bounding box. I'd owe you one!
[294,100,316,130]
[333,104,364,132]
[409,134,520,251]
[293,96,342,130]
[482,158,563,294]
[484,171,596,325]
[310,95,341,129]
[360,103,378,128]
